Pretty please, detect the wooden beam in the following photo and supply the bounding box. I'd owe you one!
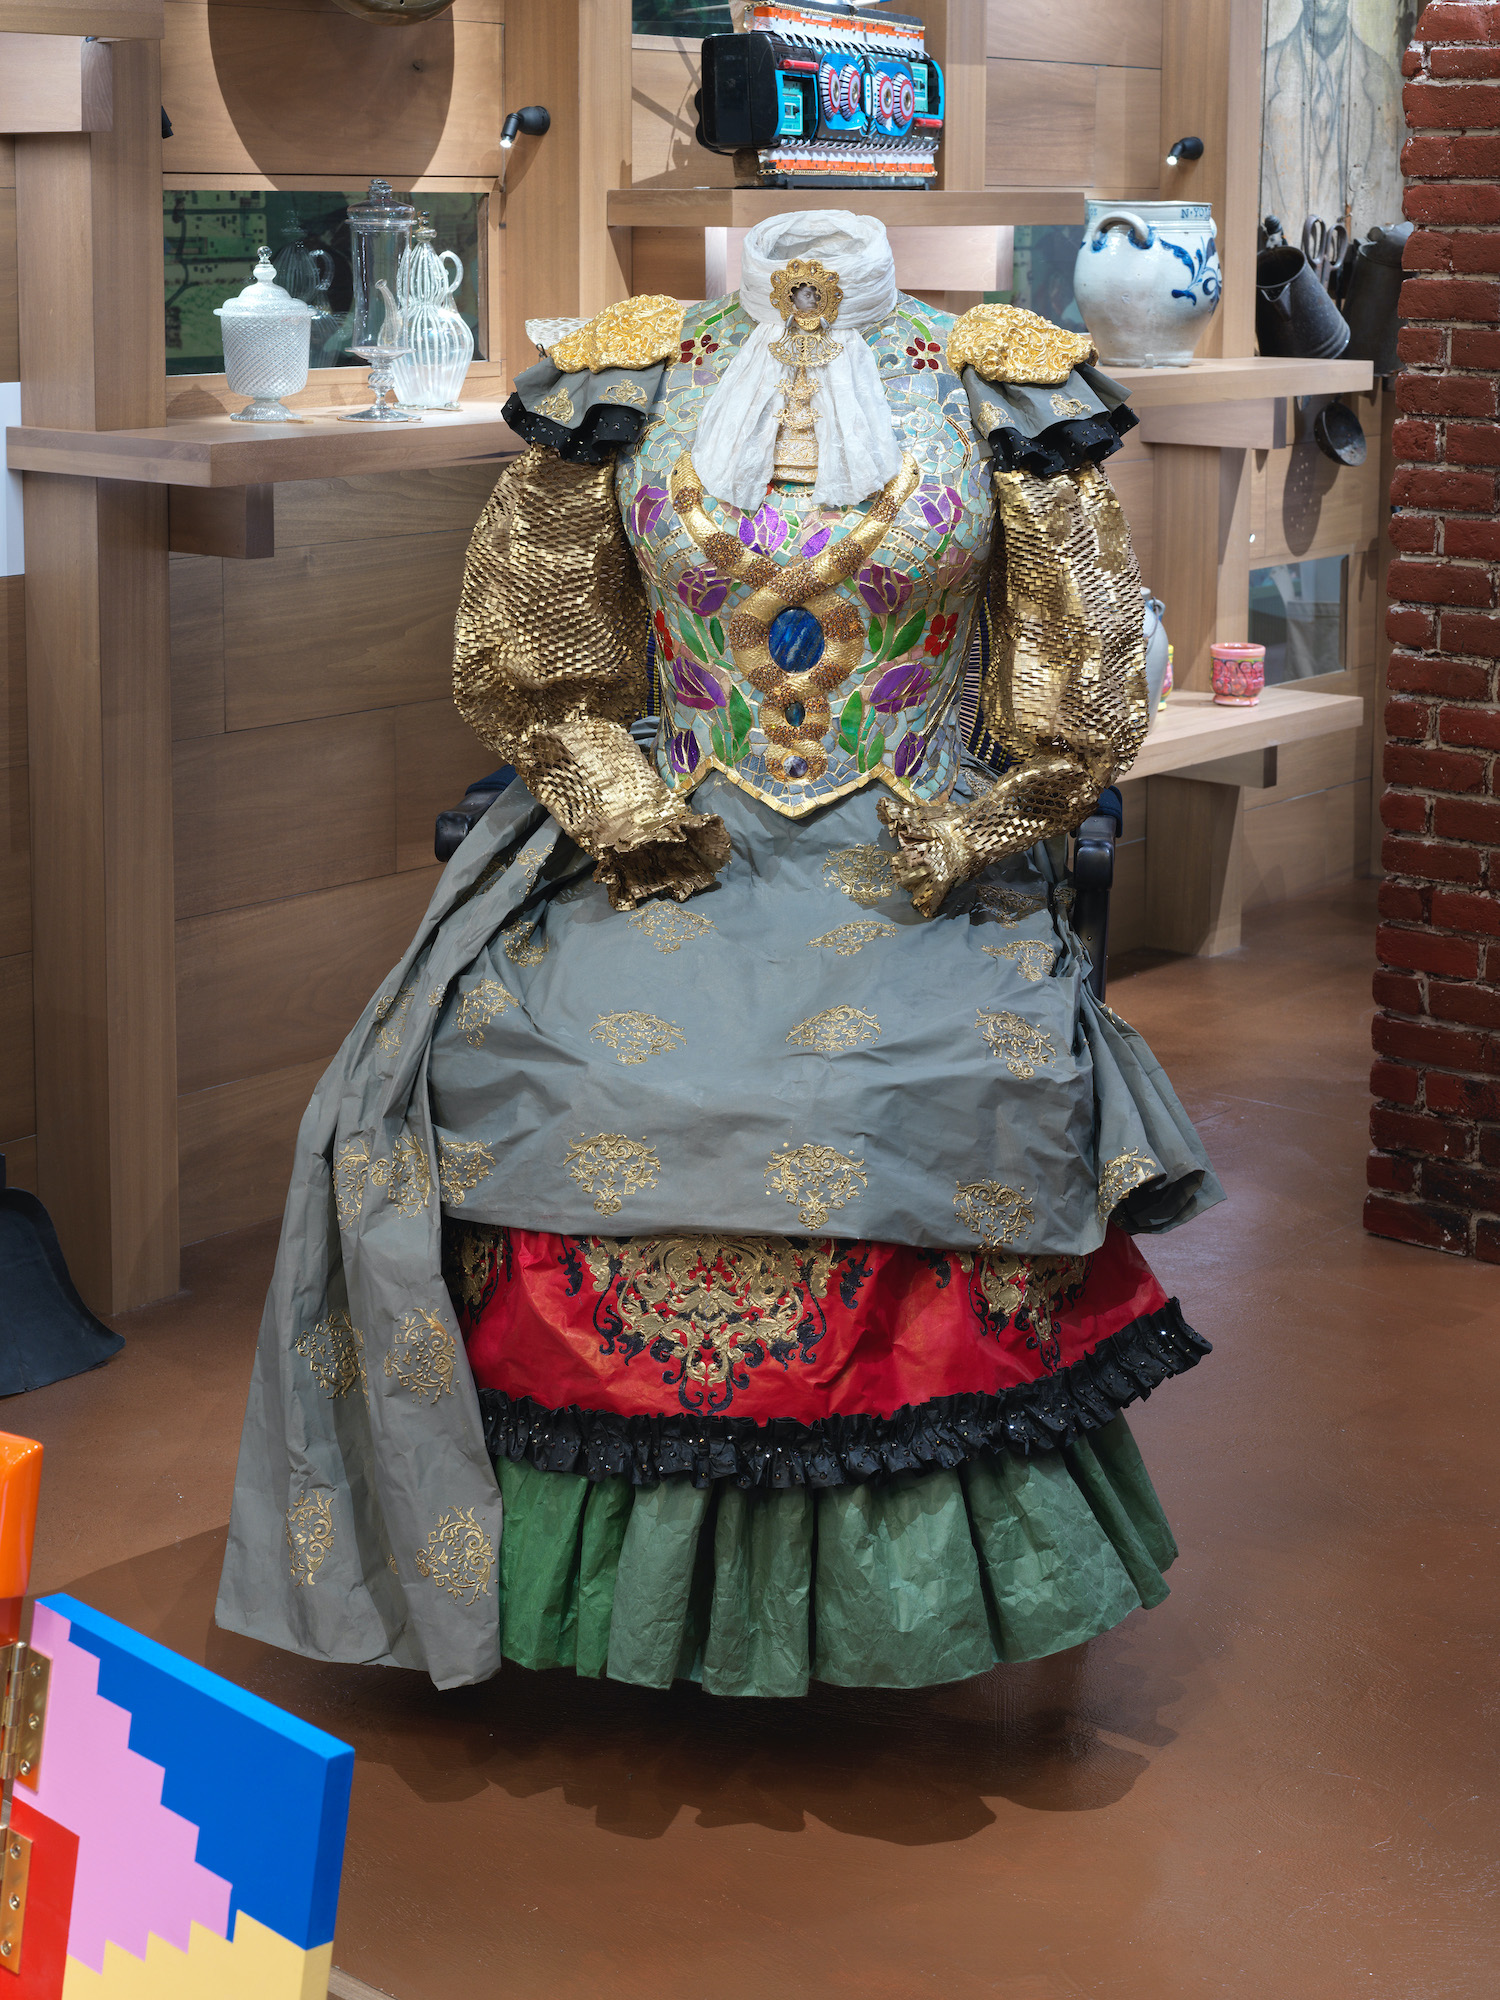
[0,0,160,35]
[16,38,177,1313]
[168,484,274,560]
[504,0,632,391]
[1139,399,1289,449]
[0,35,111,133]
[909,0,986,193]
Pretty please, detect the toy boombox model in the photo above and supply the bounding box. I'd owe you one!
[696,1,945,190]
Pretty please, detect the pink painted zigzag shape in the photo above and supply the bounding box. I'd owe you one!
[26,1602,232,1974]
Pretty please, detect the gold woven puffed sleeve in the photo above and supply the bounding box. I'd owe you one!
[878,462,1148,917]
[453,446,731,908]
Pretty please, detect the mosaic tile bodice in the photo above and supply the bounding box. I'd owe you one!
[616,293,993,818]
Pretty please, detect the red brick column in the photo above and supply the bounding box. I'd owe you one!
[1366,0,1500,1262]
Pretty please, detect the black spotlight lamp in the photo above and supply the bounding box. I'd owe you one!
[498,105,551,194]
[1165,135,1205,167]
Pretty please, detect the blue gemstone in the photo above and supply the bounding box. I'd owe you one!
[767,606,825,675]
[785,756,809,779]
[785,700,806,727]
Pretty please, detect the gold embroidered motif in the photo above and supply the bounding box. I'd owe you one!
[503,919,549,967]
[384,1307,457,1403]
[808,921,898,956]
[295,1310,364,1399]
[822,845,899,907]
[373,981,415,1054]
[591,1012,685,1065]
[976,1007,1058,1078]
[334,1137,371,1228]
[1051,393,1091,418]
[1097,1147,1159,1219]
[413,1506,494,1606]
[626,903,716,952]
[582,1234,833,1414]
[786,1006,881,1055]
[977,399,1012,433]
[972,885,1046,927]
[765,1143,868,1229]
[387,1553,398,1574]
[534,386,576,423]
[367,1133,433,1218]
[565,1133,662,1215]
[948,303,1096,386]
[966,1248,1088,1354]
[954,1177,1037,1247]
[286,1492,335,1588]
[455,978,516,1047]
[442,1220,506,1312]
[548,294,685,373]
[602,379,649,407]
[984,940,1055,981]
[437,1138,495,1206]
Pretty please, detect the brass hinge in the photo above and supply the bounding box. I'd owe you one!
[0,1828,29,1974]
[0,1647,49,1792]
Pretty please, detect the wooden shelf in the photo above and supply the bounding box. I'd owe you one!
[6,403,524,489]
[1129,685,1365,783]
[607,187,1087,228]
[1107,356,1375,408]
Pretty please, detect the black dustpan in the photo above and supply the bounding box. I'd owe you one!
[0,1155,124,1393]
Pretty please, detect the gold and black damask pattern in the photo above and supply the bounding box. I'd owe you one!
[453,447,730,909]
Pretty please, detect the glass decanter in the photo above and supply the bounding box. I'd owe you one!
[391,214,474,410]
[340,178,419,424]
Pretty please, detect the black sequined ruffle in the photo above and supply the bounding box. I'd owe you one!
[988,404,1138,479]
[476,1300,1209,1491]
[501,390,649,465]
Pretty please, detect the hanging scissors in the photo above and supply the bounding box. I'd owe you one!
[1302,215,1349,291]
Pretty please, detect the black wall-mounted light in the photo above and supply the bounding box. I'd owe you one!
[498,105,552,194]
[1165,135,1205,167]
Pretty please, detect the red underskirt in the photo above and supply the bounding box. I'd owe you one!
[449,1225,1168,1425]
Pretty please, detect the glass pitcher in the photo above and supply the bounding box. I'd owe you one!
[391,213,475,411]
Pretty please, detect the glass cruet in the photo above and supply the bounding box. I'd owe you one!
[391,213,475,411]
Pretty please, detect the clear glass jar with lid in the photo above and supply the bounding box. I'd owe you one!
[213,248,316,423]
[341,178,420,423]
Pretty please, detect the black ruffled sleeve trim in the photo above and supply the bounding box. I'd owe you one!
[475,1300,1209,1492]
[987,403,1138,479]
[500,390,650,467]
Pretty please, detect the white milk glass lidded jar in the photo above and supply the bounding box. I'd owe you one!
[214,248,316,422]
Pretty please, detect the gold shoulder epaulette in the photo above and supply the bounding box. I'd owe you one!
[947,304,1096,387]
[549,295,685,373]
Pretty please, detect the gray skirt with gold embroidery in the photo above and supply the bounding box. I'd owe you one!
[216,756,1220,1689]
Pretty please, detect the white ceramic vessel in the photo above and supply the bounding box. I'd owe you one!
[1073,200,1221,368]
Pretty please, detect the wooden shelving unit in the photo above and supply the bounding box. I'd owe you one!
[1108,356,1375,407]
[1131,685,1364,782]
[6,403,523,488]
[606,187,1086,229]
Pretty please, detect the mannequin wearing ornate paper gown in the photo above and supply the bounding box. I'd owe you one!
[218,213,1222,1694]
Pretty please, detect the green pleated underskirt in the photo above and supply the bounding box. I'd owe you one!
[492,1416,1177,1697]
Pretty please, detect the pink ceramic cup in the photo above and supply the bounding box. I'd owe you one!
[1211,642,1266,707]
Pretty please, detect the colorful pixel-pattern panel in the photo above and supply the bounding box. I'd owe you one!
[20,1595,352,1999]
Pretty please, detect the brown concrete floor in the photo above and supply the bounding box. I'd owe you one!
[20,879,1500,2000]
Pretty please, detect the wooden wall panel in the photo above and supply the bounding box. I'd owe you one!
[0,1133,36,1195]
[177,1056,324,1244]
[176,866,439,1095]
[395,697,488,873]
[160,1,502,179]
[1105,432,1156,584]
[173,710,397,919]
[1242,777,1372,911]
[988,0,1163,68]
[631,37,736,191]
[1,577,23,772]
[222,528,471,730]
[0,761,28,960]
[169,552,224,741]
[0,950,33,1142]
[0,185,16,383]
[986,59,1161,194]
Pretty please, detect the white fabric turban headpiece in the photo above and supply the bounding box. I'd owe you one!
[691,210,904,514]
